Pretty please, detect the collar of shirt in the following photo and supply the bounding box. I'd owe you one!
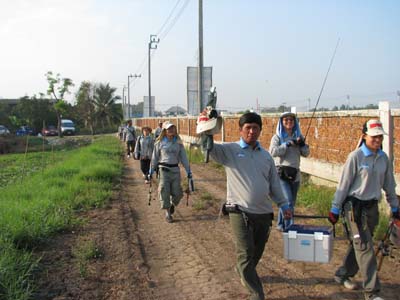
[361,142,384,157]
[162,136,177,143]
[239,137,261,150]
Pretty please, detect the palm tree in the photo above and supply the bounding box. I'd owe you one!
[93,83,122,128]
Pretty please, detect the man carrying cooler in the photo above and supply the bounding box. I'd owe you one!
[206,112,291,300]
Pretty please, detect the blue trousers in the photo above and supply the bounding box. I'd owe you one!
[277,179,300,230]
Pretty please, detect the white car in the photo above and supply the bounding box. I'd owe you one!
[61,119,75,135]
[0,125,10,135]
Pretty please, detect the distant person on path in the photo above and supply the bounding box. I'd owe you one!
[124,120,136,158]
[154,121,163,139]
[328,119,399,300]
[207,112,291,300]
[150,121,191,223]
[134,126,155,184]
[269,111,309,231]
[118,124,125,141]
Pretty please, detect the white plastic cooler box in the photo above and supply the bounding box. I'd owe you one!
[283,224,333,263]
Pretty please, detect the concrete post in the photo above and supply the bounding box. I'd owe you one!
[379,101,392,161]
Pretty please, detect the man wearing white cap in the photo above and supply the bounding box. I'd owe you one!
[150,121,191,223]
[328,119,399,300]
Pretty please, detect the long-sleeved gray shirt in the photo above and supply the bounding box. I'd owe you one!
[210,139,288,214]
[124,126,136,142]
[331,143,398,212]
[151,137,190,174]
[269,134,310,182]
[134,135,154,159]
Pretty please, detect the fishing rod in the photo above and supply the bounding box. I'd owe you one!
[304,38,341,140]
[186,143,195,206]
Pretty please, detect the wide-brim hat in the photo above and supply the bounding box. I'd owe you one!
[365,119,387,136]
[196,116,223,135]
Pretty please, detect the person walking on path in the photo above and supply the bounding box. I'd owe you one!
[328,119,399,300]
[154,121,163,139]
[124,120,136,158]
[134,126,154,184]
[207,112,291,300]
[150,121,192,223]
[269,111,310,231]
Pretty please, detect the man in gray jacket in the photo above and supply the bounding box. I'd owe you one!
[209,112,291,300]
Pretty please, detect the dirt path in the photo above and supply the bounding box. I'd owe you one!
[34,155,400,300]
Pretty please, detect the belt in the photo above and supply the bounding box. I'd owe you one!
[159,163,179,168]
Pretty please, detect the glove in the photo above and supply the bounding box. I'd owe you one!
[392,209,400,220]
[280,204,292,220]
[297,137,306,147]
[328,211,339,225]
[286,141,293,147]
[187,171,192,179]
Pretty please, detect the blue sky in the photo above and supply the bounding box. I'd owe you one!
[0,0,399,112]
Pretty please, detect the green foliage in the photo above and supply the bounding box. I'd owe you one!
[0,136,123,298]
[185,146,204,164]
[192,191,215,210]
[296,178,336,216]
[72,238,103,278]
[374,214,390,241]
[0,239,38,300]
[93,83,122,128]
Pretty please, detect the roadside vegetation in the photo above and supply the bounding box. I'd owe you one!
[0,136,123,300]
[0,136,92,188]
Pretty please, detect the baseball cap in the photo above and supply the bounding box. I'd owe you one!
[162,121,175,130]
[364,119,387,136]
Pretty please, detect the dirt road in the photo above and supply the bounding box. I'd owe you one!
[34,156,400,300]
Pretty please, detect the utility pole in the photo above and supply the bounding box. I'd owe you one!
[128,75,133,119]
[346,94,350,110]
[397,90,400,105]
[198,0,204,113]
[128,74,141,119]
[149,34,159,117]
[122,85,126,119]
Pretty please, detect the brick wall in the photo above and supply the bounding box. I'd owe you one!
[135,107,400,181]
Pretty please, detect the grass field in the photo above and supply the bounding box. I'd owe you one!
[0,136,123,300]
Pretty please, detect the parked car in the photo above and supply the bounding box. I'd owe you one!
[0,125,10,135]
[16,126,35,136]
[42,125,58,136]
[61,119,75,135]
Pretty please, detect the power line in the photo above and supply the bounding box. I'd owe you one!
[156,0,183,37]
[134,0,190,76]
[159,0,191,41]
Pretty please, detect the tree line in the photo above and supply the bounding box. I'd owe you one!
[0,71,123,136]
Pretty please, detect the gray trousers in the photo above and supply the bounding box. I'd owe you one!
[335,199,380,295]
[158,168,183,209]
[230,212,273,300]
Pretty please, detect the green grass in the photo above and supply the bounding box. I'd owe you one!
[0,137,92,189]
[185,145,224,170]
[0,136,123,300]
[192,191,215,211]
[72,238,103,278]
[296,177,336,217]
